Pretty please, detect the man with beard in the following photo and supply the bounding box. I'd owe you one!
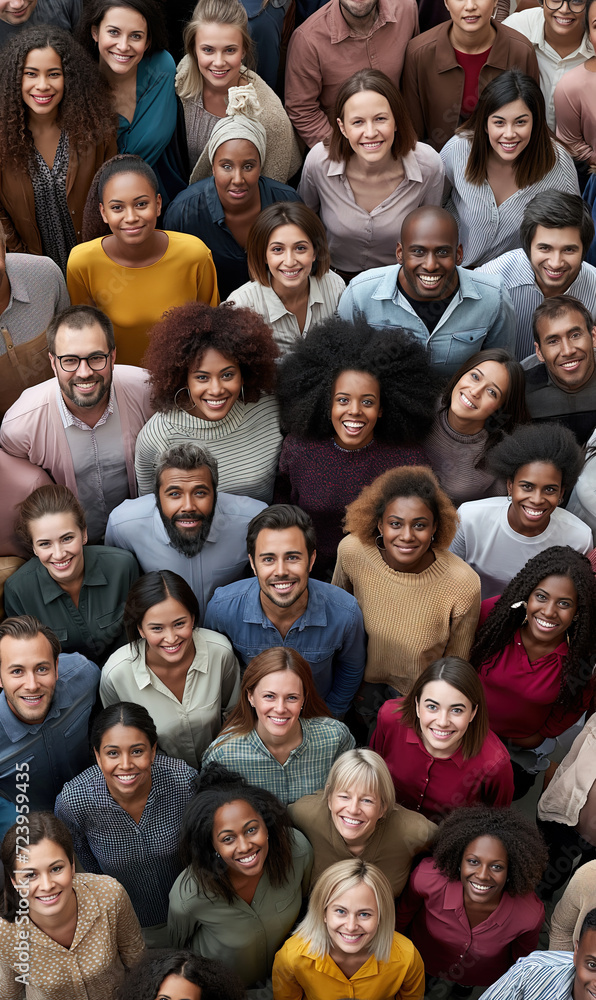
[0,305,152,542]
[105,443,265,622]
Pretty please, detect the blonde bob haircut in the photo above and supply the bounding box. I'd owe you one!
[325,748,395,813]
[295,859,395,962]
[247,202,331,285]
[178,0,255,101]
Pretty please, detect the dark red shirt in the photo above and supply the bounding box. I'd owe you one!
[454,46,492,116]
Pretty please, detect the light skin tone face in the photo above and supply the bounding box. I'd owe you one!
[325,883,379,963]
[247,669,304,745]
[195,23,244,92]
[156,977,202,1000]
[92,7,149,78]
[0,634,57,724]
[378,497,437,574]
[328,784,386,848]
[138,596,196,671]
[265,224,316,299]
[460,835,508,905]
[212,799,269,878]
[30,513,87,587]
[331,370,382,450]
[530,225,584,297]
[212,139,261,212]
[338,91,396,167]
[534,308,596,391]
[157,466,215,540]
[590,0,596,50]
[396,212,463,301]
[448,361,509,435]
[49,322,115,418]
[0,0,37,26]
[445,0,497,51]
[99,172,161,247]
[21,47,64,120]
[573,928,596,1000]
[415,679,477,759]
[524,574,578,649]
[12,839,75,926]
[507,461,564,536]
[94,723,156,803]
[249,526,315,613]
[486,99,533,166]
[187,347,243,420]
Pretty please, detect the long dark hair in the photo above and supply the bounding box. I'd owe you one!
[123,571,200,657]
[77,0,168,57]
[2,813,74,922]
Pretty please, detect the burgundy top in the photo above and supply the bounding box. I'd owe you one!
[477,596,592,740]
[395,857,544,986]
[454,47,492,115]
[370,699,513,823]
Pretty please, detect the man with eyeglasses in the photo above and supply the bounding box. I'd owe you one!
[504,0,592,130]
[0,304,153,542]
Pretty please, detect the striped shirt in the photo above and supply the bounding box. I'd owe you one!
[477,250,596,360]
[441,133,579,267]
[478,950,575,1000]
[201,717,355,804]
[134,395,282,501]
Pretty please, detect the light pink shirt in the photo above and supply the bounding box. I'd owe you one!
[555,61,596,164]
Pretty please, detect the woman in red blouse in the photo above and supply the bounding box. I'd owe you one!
[470,545,596,799]
[370,657,513,823]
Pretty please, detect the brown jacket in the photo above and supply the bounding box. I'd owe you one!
[401,20,540,152]
[0,134,117,255]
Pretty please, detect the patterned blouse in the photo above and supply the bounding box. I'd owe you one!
[30,131,77,274]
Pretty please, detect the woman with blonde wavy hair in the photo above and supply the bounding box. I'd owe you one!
[273,859,425,1000]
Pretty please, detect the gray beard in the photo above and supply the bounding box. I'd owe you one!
[156,497,215,558]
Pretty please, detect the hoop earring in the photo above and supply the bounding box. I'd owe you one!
[174,386,195,411]
[375,534,385,551]
[241,384,245,404]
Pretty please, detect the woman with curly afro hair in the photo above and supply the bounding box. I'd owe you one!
[396,806,547,988]
[332,466,481,732]
[470,545,596,799]
[134,301,282,501]
[274,316,439,580]
[0,24,117,271]
[118,949,246,1000]
[450,421,592,600]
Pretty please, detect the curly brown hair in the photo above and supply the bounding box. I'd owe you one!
[343,466,459,549]
[0,25,117,172]
[142,302,279,411]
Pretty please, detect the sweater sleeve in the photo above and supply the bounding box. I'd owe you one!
[330,545,354,594]
[554,75,596,164]
[445,582,481,661]
[549,866,588,951]
[134,418,164,496]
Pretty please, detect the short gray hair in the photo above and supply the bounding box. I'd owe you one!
[154,443,219,492]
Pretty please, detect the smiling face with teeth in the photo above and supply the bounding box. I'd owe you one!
[265,223,316,300]
[187,347,243,422]
[415,679,477,759]
[507,461,564,537]
[337,90,397,167]
[541,0,586,56]
[328,784,386,847]
[138,594,196,671]
[396,210,463,302]
[12,837,76,926]
[486,99,533,165]
[31,512,87,587]
[250,526,316,616]
[212,799,269,880]
[91,6,150,79]
[0,633,58,724]
[573,926,596,1000]
[0,0,36,25]
[325,883,379,962]
[50,321,115,418]
[248,668,304,747]
[530,225,583,298]
[460,835,508,906]
[524,573,578,650]
[331,369,382,450]
[94,722,156,805]
[534,306,596,391]
[21,46,64,121]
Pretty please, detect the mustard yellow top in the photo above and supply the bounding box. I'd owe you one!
[66,231,219,366]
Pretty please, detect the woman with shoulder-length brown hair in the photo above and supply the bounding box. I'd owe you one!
[370,657,514,822]
[332,466,481,735]
[298,69,445,282]
[440,69,579,268]
[226,202,345,354]
[200,647,355,804]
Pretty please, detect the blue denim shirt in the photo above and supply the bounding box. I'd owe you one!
[338,264,515,376]
[204,578,366,716]
[0,652,100,812]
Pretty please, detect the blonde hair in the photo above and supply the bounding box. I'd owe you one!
[295,860,395,963]
[325,749,395,813]
[178,0,255,101]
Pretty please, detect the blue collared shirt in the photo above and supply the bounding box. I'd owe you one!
[0,652,100,812]
[204,577,366,716]
[478,950,575,1000]
[338,264,515,376]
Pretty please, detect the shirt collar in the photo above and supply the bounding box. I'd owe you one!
[57,380,114,430]
[525,8,593,57]
[328,0,394,43]
[149,494,225,550]
[34,548,108,606]
[131,631,207,689]
[0,672,72,742]
[242,578,328,629]
[405,725,465,769]
[261,276,326,323]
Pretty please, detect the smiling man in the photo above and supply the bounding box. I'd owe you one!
[338,206,514,376]
[106,443,265,622]
[0,0,82,46]
[478,191,596,359]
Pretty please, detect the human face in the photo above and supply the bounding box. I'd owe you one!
[265,224,316,298]
[250,526,315,610]
[460,835,508,905]
[530,225,584,297]
[99,171,161,245]
[248,669,304,743]
[329,784,386,847]
[535,308,596,390]
[195,23,244,92]
[12,839,75,924]
[212,139,260,212]
[444,0,497,38]
[416,679,477,758]
[486,99,533,164]
[396,214,463,301]
[21,47,64,119]
[338,90,396,166]
[448,360,510,434]
[542,0,586,51]
[573,928,596,1000]
[339,0,379,19]
[156,977,202,1000]
[157,466,216,555]
[138,596,196,668]
[187,347,243,420]
[0,0,36,24]
[331,370,382,450]
[212,799,269,878]
[94,723,155,801]
[30,513,87,585]
[325,883,379,960]
[0,634,57,724]
[589,0,596,49]
[525,574,578,647]
[378,497,437,574]
[50,322,115,412]
[91,6,149,76]
[507,461,563,536]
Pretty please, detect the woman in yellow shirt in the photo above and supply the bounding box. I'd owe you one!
[66,154,218,365]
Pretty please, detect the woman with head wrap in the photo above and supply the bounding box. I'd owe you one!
[164,105,301,299]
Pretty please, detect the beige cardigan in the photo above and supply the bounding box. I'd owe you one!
[549,861,596,951]
[537,714,596,827]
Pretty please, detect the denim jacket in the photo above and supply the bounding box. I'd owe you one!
[338,264,515,376]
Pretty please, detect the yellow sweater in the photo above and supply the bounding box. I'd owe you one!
[66,231,219,366]
[331,536,480,694]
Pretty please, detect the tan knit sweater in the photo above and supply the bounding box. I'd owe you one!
[331,536,481,694]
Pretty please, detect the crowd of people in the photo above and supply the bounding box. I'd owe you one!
[1,0,596,997]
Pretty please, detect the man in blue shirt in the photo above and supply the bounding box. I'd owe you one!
[0,615,99,818]
[338,206,515,377]
[204,504,366,717]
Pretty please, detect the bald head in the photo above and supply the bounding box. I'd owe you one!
[401,206,459,248]
[397,207,463,302]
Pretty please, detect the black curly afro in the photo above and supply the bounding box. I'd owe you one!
[487,421,585,493]
[117,949,245,1000]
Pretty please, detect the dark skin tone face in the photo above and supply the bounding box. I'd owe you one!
[396,211,463,301]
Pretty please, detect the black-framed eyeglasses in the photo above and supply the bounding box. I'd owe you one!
[53,352,111,373]
[543,0,586,12]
